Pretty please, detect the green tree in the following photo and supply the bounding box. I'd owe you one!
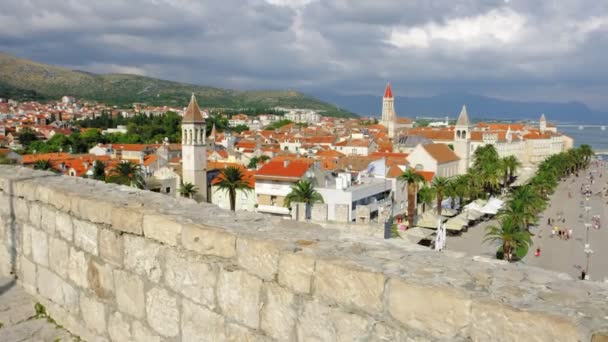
[17,128,39,148]
[214,166,253,211]
[501,155,522,186]
[579,144,594,163]
[284,180,324,208]
[92,160,106,181]
[34,159,53,171]
[430,176,450,216]
[398,169,426,225]
[179,182,198,199]
[417,185,435,213]
[107,161,145,189]
[484,215,532,262]
[232,124,250,133]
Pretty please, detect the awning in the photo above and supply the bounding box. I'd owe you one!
[444,219,466,231]
[416,212,447,228]
[403,227,436,242]
[435,207,458,217]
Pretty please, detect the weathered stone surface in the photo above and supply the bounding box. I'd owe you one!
[13,198,29,223]
[470,300,580,342]
[19,256,36,293]
[22,224,33,257]
[40,205,57,234]
[237,237,281,280]
[55,211,73,241]
[111,206,143,235]
[131,321,161,342]
[37,267,78,310]
[108,311,132,342]
[278,252,315,294]
[261,283,296,341]
[87,259,114,299]
[217,269,262,329]
[164,249,216,308]
[49,237,69,278]
[80,294,106,335]
[30,228,49,267]
[146,287,180,337]
[370,322,411,342]
[182,299,225,341]
[68,247,88,288]
[388,279,471,338]
[226,323,272,342]
[28,202,41,227]
[114,270,145,319]
[73,218,99,255]
[297,301,370,342]
[99,228,123,266]
[143,214,182,246]
[314,260,385,313]
[181,224,236,258]
[124,235,164,283]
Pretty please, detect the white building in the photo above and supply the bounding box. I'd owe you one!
[181,94,207,202]
[407,143,460,178]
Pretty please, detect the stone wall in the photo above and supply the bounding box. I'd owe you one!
[1,165,608,341]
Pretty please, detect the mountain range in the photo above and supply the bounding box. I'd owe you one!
[312,92,606,124]
[0,52,354,118]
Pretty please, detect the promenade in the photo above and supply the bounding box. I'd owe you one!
[449,160,608,282]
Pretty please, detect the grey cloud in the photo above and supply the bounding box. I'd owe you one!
[0,0,607,110]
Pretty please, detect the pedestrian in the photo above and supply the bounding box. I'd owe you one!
[581,270,586,280]
[535,248,541,257]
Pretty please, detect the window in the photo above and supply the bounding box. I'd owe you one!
[271,195,277,206]
[165,187,171,193]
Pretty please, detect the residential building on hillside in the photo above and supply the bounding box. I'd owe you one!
[406,143,460,178]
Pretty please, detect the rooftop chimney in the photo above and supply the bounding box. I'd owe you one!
[283,160,290,168]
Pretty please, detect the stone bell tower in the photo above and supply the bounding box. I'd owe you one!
[181,94,207,201]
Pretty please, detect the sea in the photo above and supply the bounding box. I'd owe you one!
[557,125,608,153]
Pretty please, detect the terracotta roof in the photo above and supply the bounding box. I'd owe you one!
[22,152,72,164]
[384,82,393,98]
[235,140,257,149]
[334,139,371,147]
[406,129,454,141]
[396,117,413,124]
[316,149,345,158]
[369,152,409,159]
[422,143,460,164]
[183,94,204,123]
[144,155,157,167]
[416,170,435,182]
[335,156,380,172]
[387,165,404,178]
[255,160,311,180]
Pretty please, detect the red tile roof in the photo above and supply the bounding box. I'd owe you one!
[255,160,311,180]
[384,82,393,98]
[422,143,460,164]
[416,170,435,182]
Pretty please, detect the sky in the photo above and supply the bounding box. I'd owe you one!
[1,0,608,110]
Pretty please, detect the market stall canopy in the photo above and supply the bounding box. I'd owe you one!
[444,218,466,231]
[434,207,459,217]
[480,197,504,215]
[402,227,435,242]
[416,212,447,228]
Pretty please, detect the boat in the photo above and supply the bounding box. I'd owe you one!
[602,126,606,131]
[578,125,584,130]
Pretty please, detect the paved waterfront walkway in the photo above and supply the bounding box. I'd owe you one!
[0,277,74,342]
[449,161,608,282]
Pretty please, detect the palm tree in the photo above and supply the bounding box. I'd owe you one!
[398,169,426,225]
[92,160,106,181]
[501,155,521,186]
[484,215,533,262]
[284,180,324,208]
[502,186,544,229]
[214,166,253,211]
[34,159,53,171]
[179,182,198,199]
[417,186,435,213]
[579,144,594,164]
[107,161,145,189]
[430,176,450,216]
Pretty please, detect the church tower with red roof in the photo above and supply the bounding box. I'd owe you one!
[381,82,396,138]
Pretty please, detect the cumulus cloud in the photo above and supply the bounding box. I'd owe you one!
[0,0,607,109]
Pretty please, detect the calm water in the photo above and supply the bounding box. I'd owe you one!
[557,126,608,152]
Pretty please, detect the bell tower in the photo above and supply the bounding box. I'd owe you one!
[181,94,207,201]
[454,105,471,173]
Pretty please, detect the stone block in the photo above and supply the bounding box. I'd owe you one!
[74,218,99,255]
[313,260,384,314]
[261,283,296,341]
[114,270,145,319]
[19,256,36,293]
[296,202,307,221]
[146,287,180,337]
[143,214,182,246]
[278,252,315,294]
[40,205,57,234]
[13,198,29,223]
[22,224,33,257]
[217,268,262,329]
[99,228,123,266]
[108,311,132,342]
[37,267,79,311]
[55,211,73,241]
[49,237,69,278]
[28,201,42,227]
[68,247,88,288]
[236,237,280,280]
[87,259,114,299]
[80,294,107,335]
[164,249,216,308]
[297,301,370,342]
[370,322,410,342]
[131,321,161,342]
[311,203,328,222]
[356,205,371,224]
[334,204,350,222]
[182,299,226,341]
[470,300,580,342]
[31,228,49,267]
[181,224,236,258]
[123,235,164,283]
[226,323,272,342]
[111,206,143,235]
[70,196,112,225]
[387,279,471,338]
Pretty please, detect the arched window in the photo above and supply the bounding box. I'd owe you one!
[415,164,423,171]
[462,130,467,139]
[456,130,461,139]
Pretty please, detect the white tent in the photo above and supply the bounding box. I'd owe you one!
[480,197,504,215]
[444,218,466,231]
[463,208,484,221]
[403,227,435,243]
[434,207,459,217]
[416,212,447,229]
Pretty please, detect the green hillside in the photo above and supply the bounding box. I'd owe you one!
[0,52,356,118]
